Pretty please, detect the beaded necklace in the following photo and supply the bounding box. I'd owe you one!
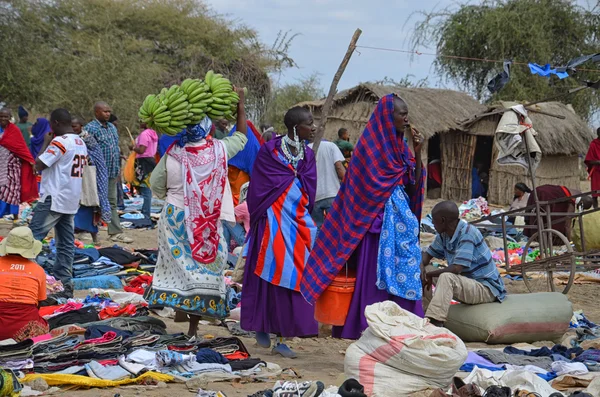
[281,135,304,169]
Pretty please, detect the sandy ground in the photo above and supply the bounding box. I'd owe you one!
[3,193,600,396]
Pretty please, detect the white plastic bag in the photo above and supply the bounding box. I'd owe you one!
[344,301,468,396]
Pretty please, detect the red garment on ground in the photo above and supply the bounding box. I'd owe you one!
[78,331,117,346]
[98,304,140,320]
[223,351,249,361]
[123,275,153,295]
[0,123,38,203]
[585,138,600,197]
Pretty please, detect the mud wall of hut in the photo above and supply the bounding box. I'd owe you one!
[440,132,476,202]
[488,155,580,205]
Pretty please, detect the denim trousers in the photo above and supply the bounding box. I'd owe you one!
[223,222,246,251]
[138,186,152,219]
[108,177,123,235]
[30,196,75,294]
[311,197,335,230]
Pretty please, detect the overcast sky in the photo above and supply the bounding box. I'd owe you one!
[205,0,593,93]
[204,0,462,91]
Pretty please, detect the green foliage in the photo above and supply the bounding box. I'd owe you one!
[410,0,600,120]
[264,74,324,134]
[0,0,293,134]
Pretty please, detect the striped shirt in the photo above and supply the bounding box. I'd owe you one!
[427,220,506,301]
[85,119,120,179]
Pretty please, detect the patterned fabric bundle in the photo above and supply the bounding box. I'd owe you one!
[301,94,426,304]
[167,117,228,264]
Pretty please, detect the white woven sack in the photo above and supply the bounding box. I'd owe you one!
[344,301,468,396]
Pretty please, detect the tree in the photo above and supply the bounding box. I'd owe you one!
[0,0,293,134]
[410,0,600,120]
[263,74,324,133]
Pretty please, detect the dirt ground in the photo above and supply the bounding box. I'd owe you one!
[3,193,600,396]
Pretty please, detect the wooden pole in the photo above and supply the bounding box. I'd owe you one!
[312,28,362,156]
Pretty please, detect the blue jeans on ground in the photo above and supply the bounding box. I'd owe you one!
[30,196,75,296]
[138,186,152,219]
[311,197,335,230]
[223,222,246,252]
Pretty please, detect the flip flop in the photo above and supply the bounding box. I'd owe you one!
[272,343,297,359]
[255,331,271,348]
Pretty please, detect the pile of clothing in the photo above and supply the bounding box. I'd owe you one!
[37,242,157,291]
[0,294,278,393]
[459,198,491,221]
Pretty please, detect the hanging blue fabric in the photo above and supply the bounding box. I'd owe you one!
[376,185,422,300]
[528,63,569,79]
[228,121,263,175]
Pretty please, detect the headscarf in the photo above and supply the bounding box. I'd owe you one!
[167,117,228,264]
[178,117,212,147]
[18,106,28,119]
[301,94,426,304]
[30,118,51,159]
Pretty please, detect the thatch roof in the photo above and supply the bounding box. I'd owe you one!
[297,83,487,139]
[465,101,594,155]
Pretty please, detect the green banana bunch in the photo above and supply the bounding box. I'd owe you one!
[139,72,246,134]
[204,70,241,121]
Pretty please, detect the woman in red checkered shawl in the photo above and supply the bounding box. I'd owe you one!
[302,94,426,339]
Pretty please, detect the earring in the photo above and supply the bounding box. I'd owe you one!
[293,125,300,146]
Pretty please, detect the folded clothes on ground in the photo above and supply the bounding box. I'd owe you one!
[73,276,123,291]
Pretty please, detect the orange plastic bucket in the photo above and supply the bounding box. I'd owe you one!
[315,271,356,326]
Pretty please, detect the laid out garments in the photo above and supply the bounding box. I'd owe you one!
[47,306,100,330]
[97,247,139,265]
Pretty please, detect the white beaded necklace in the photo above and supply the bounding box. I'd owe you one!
[282,134,304,169]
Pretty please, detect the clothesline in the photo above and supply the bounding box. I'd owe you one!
[354,45,600,74]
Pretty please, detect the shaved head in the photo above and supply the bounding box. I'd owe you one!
[432,201,459,220]
[94,101,109,112]
[431,201,460,235]
[94,101,112,123]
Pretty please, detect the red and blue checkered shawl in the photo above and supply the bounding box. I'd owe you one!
[300,94,426,304]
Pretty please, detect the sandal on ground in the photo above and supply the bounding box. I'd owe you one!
[110,233,133,243]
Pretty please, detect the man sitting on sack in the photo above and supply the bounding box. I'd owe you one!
[421,201,507,327]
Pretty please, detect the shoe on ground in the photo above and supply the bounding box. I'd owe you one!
[272,343,297,359]
[110,233,133,243]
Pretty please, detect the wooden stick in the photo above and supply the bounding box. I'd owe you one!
[125,127,135,144]
[460,84,590,127]
[312,28,362,156]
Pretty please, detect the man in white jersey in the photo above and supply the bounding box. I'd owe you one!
[30,108,88,298]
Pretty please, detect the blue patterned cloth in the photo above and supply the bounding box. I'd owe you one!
[85,119,120,179]
[82,133,111,222]
[376,185,422,300]
[178,117,212,147]
[427,220,507,301]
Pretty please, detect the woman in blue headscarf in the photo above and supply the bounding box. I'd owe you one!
[145,87,248,337]
[30,118,51,160]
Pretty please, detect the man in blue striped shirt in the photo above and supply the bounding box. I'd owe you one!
[422,201,506,326]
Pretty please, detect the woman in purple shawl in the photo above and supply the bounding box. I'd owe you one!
[241,107,318,358]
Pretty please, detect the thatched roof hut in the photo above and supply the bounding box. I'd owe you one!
[465,101,594,205]
[298,83,486,142]
[298,84,594,205]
